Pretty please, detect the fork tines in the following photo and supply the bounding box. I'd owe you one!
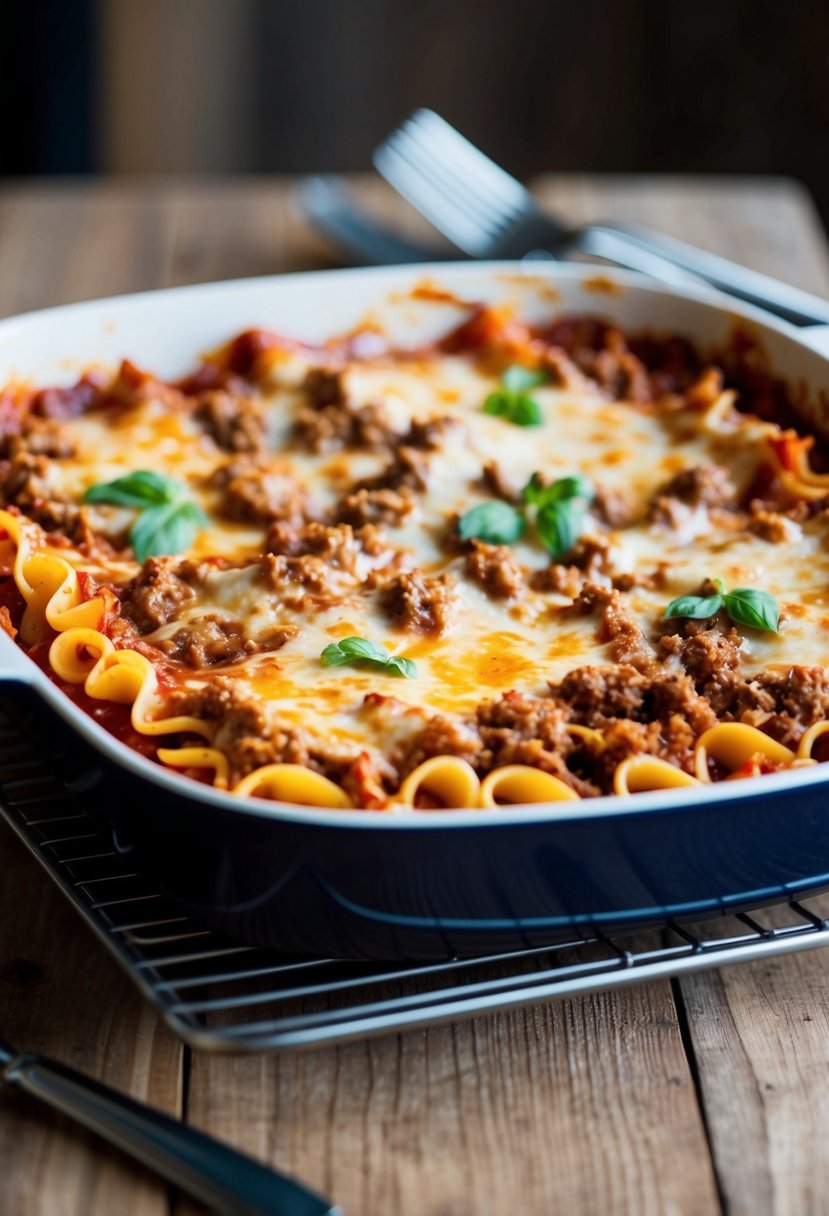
[373,108,536,256]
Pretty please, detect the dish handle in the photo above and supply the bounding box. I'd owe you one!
[800,326,829,359]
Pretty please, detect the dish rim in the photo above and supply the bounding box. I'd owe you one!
[2,257,829,829]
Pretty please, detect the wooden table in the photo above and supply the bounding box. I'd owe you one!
[2,174,829,1216]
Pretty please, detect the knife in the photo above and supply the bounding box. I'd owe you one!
[1,1037,339,1216]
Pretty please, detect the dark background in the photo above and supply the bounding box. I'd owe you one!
[3,0,829,219]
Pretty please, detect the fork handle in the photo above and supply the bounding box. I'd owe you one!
[3,1050,337,1216]
[583,223,829,328]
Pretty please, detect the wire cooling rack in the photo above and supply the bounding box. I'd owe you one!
[3,710,829,1053]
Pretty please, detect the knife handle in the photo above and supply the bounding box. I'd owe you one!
[4,1050,338,1216]
[585,223,829,328]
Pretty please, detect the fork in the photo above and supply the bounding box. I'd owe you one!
[374,108,829,328]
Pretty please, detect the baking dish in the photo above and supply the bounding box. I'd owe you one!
[3,261,829,961]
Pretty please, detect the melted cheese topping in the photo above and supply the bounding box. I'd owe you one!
[34,342,829,772]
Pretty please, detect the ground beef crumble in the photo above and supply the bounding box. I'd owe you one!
[294,366,396,453]
[264,552,349,604]
[474,690,587,790]
[193,390,265,453]
[163,678,316,783]
[480,460,519,503]
[380,570,457,634]
[0,452,80,534]
[209,457,311,525]
[593,485,638,529]
[119,556,201,631]
[265,520,389,571]
[331,486,415,527]
[159,615,296,667]
[748,504,801,543]
[465,540,523,599]
[166,675,368,785]
[354,446,430,494]
[304,367,346,409]
[397,715,483,777]
[401,416,459,450]
[0,417,76,461]
[295,399,393,453]
[530,536,631,597]
[659,620,743,712]
[569,582,654,667]
[650,463,736,527]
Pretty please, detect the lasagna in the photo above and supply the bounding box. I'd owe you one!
[2,295,829,810]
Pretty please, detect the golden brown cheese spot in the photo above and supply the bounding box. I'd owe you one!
[428,632,539,700]
[546,631,587,660]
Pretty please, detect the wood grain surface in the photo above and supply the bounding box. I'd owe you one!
[0,174,828,1216]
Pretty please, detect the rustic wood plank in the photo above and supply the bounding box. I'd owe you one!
[0,177,334,319]
[182,984,719,1216]
[681,955,829,1216]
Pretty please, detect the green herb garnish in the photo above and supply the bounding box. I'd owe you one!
[522,472,595,559]
[664,579,780,633]
[458,501,525,545]
[483,365,547,427]
[83,470,208,562]
[320,636,417,678]
[456,472,594,558]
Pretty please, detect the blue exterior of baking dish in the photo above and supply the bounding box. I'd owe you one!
[10,686,829,960]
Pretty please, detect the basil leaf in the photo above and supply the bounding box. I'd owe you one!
[522,472,546,506]
[509,395,543,427]
[547,473,595,504]
[484,367,546,426]
[458,501,525,545]
[320,637,417,678]
[664,594,724,621]
[85,470,206,561]
[723,588,780,633]
[536,498,587,559]
[501,365,546,394]
[326,637,389,664]
[483,392,509,417]
[84,470,180,509]
[130,500,207,562]
[522,472,594,508]
[385,655,418,679]
[320,643,354,668]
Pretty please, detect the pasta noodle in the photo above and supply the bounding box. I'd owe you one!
[156,747,230,789]
[701,389,740,434]
[613,756,700,797]
[233,764,353,807]
[795,721,829,762]
[479,765,579,806]
[770,433,829,498]
[396,757,481,809]
[0,511,108,644]
[694,724,795,783]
